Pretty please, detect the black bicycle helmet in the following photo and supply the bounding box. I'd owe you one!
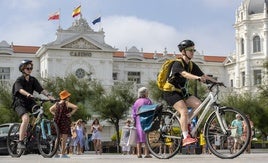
[178,40,195,52]
[19,59,33,72]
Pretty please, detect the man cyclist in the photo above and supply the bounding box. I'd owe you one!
[162,40,218,146]
[12,59,55,149]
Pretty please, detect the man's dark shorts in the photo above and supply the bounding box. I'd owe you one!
[15,103,35,118]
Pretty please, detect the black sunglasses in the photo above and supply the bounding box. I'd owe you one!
[25,67,33,70]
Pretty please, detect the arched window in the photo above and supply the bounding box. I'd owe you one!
[253,35,261,53]
[241,38,244,55]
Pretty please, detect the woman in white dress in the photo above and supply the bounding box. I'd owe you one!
[91,118,102,154]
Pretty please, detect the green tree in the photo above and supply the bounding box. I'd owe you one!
[258,60,268,106]
[90,81,135,153]
[222,93,268,139]
[0,81,19,123]
[147,80,163,102]
[42,74,92,121]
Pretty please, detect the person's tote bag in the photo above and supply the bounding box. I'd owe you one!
[138,104,163,132]
[127,127,137,147]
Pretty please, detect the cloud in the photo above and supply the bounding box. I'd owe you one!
[100,16,180,53]
[95,15,234,56]
[1,21,55,46]
[7,0,43,9]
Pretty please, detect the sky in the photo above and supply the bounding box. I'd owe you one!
[0,0,243,56]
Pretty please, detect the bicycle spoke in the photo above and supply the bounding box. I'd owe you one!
[38,120,60,158]
[146,111,182,159]
[7,123,24,157]
[204,107,251,159]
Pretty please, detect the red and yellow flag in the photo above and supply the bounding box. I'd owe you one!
[72,5,81,18]
[48,11,60,20]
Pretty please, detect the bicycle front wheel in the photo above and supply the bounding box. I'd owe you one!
[37,119,60,158]
[204,107,251,159]
[7,123,24,157]
[146,110,182,159]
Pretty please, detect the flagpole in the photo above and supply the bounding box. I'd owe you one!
[99,14,101,31]
[80,3,82,19]
[99,20,101,31]
[58,8,61,29]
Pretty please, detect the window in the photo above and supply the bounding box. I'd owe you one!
[0,67,10,80]
[113,72,118,80]
[127,71,140,84]
[241,38,244,55]
[230,79,233,87]
[75,68,85,79]
[253,36,261,53]
[254,70,262,85]
[241,71,245,87]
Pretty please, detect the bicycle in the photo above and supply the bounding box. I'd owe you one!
[146,81,251,159]
[7,98,60,158]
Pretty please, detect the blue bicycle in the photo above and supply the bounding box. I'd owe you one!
[7,98,60,158]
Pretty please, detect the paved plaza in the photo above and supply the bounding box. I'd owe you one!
[0,149,268,163]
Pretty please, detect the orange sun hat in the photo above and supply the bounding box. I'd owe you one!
[59,90,71,100]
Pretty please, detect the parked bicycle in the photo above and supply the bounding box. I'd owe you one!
[7,98,60,158]
[146,81,251,159]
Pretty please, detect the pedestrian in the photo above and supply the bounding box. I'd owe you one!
[132,87,152,158]
[49,90,78,158]
[12,59,55,149]
[120,119,132,155]
[74,119,85,155]
[81,120,89,152]
[231,114,243,153]
[162,40,219,146]
[69,122,77,154]
[199,129,207,154]
[243,115,254,153]
[90,118,103,155]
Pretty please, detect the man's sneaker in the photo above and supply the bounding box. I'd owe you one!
[17,141,26,149]
[182,136,197,146]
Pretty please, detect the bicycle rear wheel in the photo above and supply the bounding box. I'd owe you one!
[37,119,60,158]
[204,107,251,159]
[7,123,24,157]
[146,110,182,159]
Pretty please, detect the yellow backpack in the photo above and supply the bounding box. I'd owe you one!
[157,58,192,92]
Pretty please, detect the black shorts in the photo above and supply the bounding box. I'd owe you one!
[163,91,190,106]
[15,103,36,118]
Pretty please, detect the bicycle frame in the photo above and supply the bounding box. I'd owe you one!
[7,98,60,158]
[165,84,227,139]
[147,82,251,159]
[32,100,53,140]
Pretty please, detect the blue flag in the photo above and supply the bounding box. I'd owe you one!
[92,17,101,25]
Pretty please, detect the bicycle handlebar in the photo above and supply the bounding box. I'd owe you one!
[30,97,60,104]
[206,80,226,92]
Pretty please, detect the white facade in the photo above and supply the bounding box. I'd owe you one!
[225,0,268,94]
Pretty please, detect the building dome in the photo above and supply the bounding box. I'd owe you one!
[248,0,268,15]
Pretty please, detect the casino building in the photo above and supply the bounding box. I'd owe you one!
[0,0,267,141]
